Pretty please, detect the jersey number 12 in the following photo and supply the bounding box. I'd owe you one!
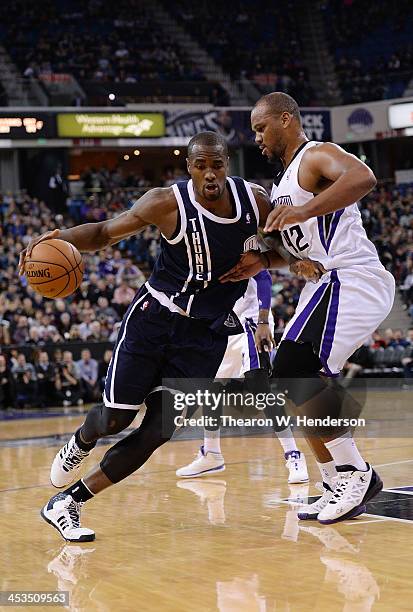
[282,225,309,253]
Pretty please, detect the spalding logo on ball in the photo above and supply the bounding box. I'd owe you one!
[24,238,84,298]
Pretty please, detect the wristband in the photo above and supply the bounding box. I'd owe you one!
[257,320,269,325]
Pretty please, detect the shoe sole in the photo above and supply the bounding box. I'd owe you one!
[318,471,383,525]
[318,504,367,524]
[40,508,95,543]
[288,477,310,484]
[297,511,319,520]
[175,464,225,478]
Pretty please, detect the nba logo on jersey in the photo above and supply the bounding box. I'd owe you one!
[244,235,258,251]
[246,213,251,224]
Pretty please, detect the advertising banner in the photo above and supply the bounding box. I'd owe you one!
[57,113,165,138]
[165,108,331,145]
[331,98,413,143]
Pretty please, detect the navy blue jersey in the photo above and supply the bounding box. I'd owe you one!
[147,176,259,328]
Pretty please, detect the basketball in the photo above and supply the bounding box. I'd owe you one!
[24,238,84,299]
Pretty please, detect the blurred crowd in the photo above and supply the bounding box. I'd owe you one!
[360,184,413,316]
[0,189,161,353]
[323,0,413,102]
[169,0,314,105]
[0,348,113,410]
[1,180,413,408]
[3,0,205,85]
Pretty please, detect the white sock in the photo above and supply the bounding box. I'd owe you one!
[275,427,299,456]
[316,460,338,487]
[204,429,222,454]
[324,434,367,471]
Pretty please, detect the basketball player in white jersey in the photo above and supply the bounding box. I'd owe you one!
[221,92,395,524]
[176,270,309,484]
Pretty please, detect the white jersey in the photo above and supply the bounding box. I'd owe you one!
[274,141,395,375]
[270,141,381,271]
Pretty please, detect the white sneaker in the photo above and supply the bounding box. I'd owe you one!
[297,481,335,520]
[285,451,309,484]
[50,434,93,488]
[176,445,225,478]
[41,493,95,542]
[318,464,382,524]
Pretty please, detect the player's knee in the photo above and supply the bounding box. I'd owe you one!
[99,404,137,437]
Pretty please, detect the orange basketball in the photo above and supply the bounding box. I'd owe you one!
[24,238,84,299]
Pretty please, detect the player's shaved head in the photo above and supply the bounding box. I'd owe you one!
[187,131,228,158]
[251,92,306,163]
[254,92,301,123]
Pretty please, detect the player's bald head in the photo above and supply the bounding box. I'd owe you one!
[187,131,228,158]
[253,92,301,124]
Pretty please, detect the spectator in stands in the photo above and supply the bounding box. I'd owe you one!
[56,312,73,340]
[78,311,94,341]
[0,319,11,346]
[77,348,99,402]
[371,331,387,349]
[35,351,57,407]
[113,279,136,317]
[402,346,413,386]
[388,329,411,348]
[55,350,83,408]
[115,258,145,288]
[12,353,37,409]
[0,354,15,410]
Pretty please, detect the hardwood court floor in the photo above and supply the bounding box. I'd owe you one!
[1,398,413,612]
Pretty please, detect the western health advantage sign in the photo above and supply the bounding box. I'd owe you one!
[57,113,165,138]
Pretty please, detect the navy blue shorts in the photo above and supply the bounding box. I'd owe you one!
[103,287,229,409]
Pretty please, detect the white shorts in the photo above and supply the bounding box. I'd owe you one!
[215,319,260,379]
[281,266,395,375]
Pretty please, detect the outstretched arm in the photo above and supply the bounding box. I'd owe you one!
[19,187,177,274]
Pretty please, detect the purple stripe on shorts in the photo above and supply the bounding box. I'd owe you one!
[326,209,344,252]
[285,281,329,341]
[246,322,259,369]
[319,270,341,374]
[317,216,327,253]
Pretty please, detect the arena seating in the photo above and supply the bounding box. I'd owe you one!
[323,0,413,103]
[0,0,228,104]
[164,0,314,105]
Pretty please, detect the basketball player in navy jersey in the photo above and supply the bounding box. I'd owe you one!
[221,93,395,524]
[20,131,323,542]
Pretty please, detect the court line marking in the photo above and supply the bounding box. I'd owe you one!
[373,458,413,468]
[360,513,413,525]
[384,488,413,495]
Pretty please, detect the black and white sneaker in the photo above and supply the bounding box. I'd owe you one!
[318,464,382,524]
[41,492,95,542]
[50,435,92,488]
[297,481,336,520]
